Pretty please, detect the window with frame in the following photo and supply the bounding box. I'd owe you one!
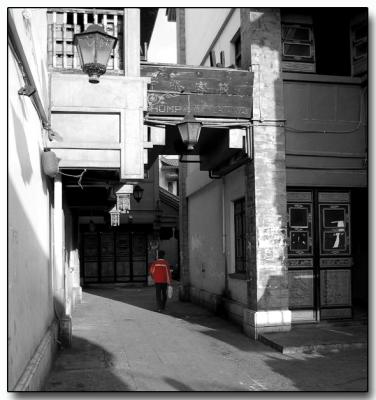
[231,30,241,69]
[234,198,246,273]
[282,23,315,63]
[350,19,367,76]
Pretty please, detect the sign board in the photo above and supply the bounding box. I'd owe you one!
[141,64,254,118]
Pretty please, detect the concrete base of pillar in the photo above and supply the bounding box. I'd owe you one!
[178,284,191,302]
[189,286,224,314]
[72,286,82,306]
[59,316,72,347]
[243,309,292,339]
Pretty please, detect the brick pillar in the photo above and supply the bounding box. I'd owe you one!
[176,8,190,301]
[242,8,290,338]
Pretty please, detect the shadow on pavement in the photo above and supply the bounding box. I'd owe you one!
[263,352,368,391]
[82,285,268,353]
[44,336,131,391]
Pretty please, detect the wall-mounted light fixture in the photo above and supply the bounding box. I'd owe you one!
[133,184,144,203]
[177,113,202,150]
[116,184,134,213]
[73,24,118,84]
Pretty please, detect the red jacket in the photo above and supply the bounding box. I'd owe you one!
[149,259,172,284]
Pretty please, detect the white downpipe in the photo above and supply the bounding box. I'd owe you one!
[53,175,65,313]
[222,178,228,294]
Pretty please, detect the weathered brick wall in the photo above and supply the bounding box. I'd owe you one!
[243,9,289,312]
[176,8,186,65]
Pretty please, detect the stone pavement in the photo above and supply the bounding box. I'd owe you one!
[43,284,368,392]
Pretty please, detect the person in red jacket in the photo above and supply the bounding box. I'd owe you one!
[149,250,172,312]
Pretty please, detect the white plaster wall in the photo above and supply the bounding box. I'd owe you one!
[188,181,225,295]
[185,8,233,66]
[8,41,53,389]
[201,9,241,68]
[10,9,49,110]
[183,8,246,304]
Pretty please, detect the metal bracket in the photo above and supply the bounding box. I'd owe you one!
[18,85,36,97]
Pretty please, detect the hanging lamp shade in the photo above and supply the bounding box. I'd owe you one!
[177,113,202,150]
[109,206,120,226]
[73,24,118,83]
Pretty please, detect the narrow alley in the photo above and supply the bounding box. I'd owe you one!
[43,285,367,392]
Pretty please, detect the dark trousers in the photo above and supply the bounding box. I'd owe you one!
[155,283,168,310]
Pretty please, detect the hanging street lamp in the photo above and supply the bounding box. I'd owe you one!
[133,184,144,203]
[116,184,133,213]
[177,112,202,150]
[109,206,120,226]
[73,24,118,84]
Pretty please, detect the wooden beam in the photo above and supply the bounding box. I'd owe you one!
[209,51,217,67]
[47,142,121,150]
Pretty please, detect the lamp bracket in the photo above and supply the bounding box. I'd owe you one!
[18,85,36,97]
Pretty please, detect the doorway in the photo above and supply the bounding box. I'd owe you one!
[81,228,149,284]
[287,189,355,321]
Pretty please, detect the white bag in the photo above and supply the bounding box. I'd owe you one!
[167,285,173,299]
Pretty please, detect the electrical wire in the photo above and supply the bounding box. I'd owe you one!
[59,169,87,189]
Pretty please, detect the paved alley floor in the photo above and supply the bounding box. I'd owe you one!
[43,284,367,392]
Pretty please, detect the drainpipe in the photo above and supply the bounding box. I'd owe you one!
[54,175,72,346]
[7,10,49,130]
[222,178,228,296]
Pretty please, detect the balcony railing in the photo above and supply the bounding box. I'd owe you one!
[47,8,124,71]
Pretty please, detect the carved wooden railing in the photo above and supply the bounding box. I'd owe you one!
[47,8,124,71]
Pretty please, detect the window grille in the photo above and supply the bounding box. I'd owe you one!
[234,198,246,273]
[350,20,367,76]
[47,8,124,71]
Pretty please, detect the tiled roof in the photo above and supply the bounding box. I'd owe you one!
[159,187,179,210]
[161,156,179,167]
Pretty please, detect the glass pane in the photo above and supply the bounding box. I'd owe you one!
[76,34,96,65]
[323,208,345,228]
[283,26,310,41]
[283,42,311,57]
[290,208,308,228]
[96,34,116,66]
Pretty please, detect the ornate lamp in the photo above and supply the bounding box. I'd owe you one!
[133,185,144,203]
[109,206,120,226]
[177,113,202,150]
[73,24,118,83]
[116,184,133,213]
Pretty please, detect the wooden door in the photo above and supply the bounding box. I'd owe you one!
[82,230,148,283]
[287,190,353,322]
